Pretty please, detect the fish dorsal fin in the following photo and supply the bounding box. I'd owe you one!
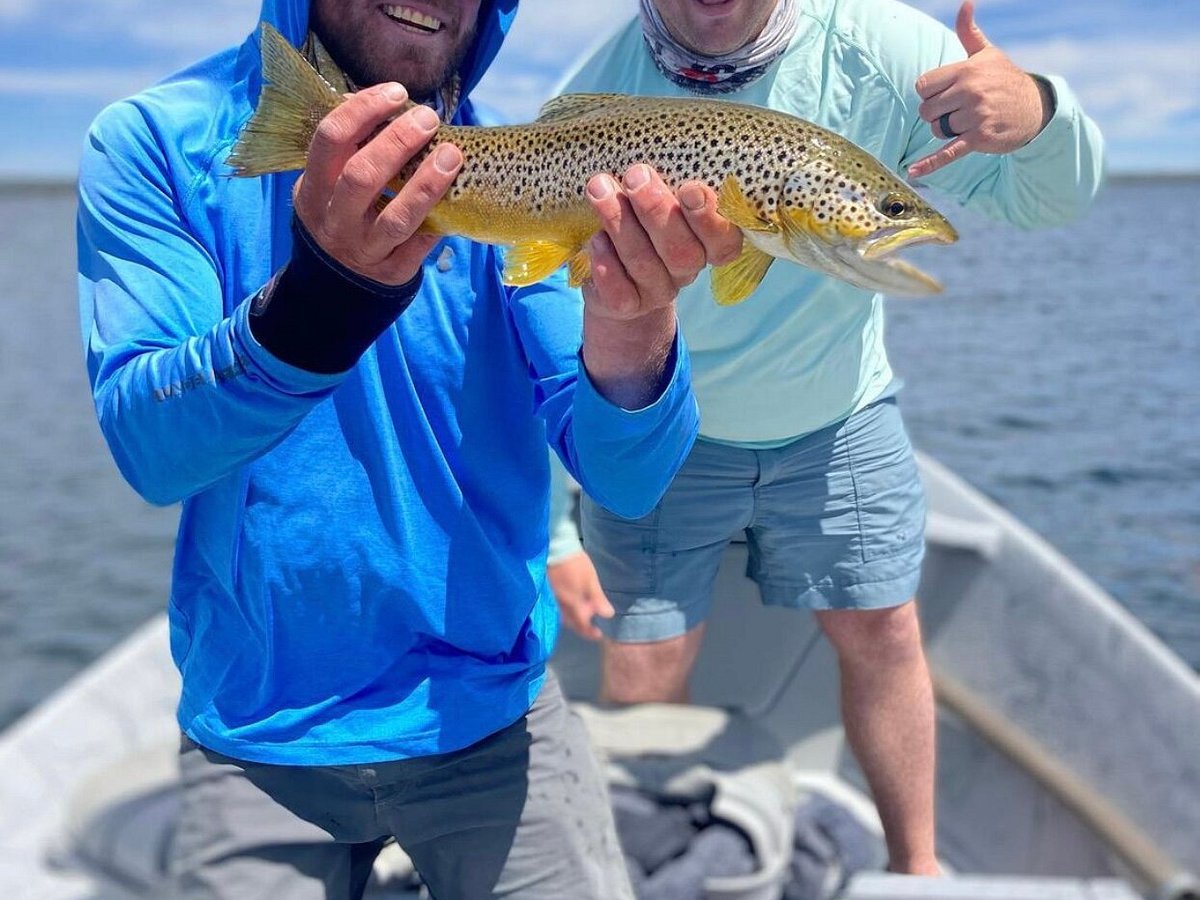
[536,93,630,123]
[503,240,578,286]
[717,175,776,234]
[711,244,776,306]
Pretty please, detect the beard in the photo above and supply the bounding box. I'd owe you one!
[311,8,477,103]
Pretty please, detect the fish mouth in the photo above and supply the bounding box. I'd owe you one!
[825,222,958,296]
[859,220,958,261]
[382,4,444,34]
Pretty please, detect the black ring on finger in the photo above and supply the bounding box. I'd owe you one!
[938,112,960,139]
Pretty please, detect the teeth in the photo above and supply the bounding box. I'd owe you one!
[384,5,443,31]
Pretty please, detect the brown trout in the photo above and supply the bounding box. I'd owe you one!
[230,22,958,302]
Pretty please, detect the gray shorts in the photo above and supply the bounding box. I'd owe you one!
[582,397,926,642]
[166,671,632,900]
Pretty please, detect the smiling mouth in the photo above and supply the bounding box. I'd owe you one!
[383,5,444,34]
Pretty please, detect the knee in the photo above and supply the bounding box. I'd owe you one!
[817,601,925,668]
[601,633,699,705]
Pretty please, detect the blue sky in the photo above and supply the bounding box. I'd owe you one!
[0,0,1197,179]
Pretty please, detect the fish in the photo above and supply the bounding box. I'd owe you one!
[229,22,958,303]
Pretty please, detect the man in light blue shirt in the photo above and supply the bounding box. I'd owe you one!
[552,0,1104,875]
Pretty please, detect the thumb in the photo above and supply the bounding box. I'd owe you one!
[591,587,616,620]
[956,0,991,56]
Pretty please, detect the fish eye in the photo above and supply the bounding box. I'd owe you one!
[879,194,909,218]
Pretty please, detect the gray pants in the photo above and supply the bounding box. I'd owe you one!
[167,672,633,900]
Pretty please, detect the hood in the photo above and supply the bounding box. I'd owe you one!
[249,0,518,113]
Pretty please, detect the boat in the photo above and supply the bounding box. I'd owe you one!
[2,453,1198,899]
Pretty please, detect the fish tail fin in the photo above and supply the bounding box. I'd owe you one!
[228,23,344,177]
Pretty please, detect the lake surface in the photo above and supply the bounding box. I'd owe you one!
[1,177,1197,732]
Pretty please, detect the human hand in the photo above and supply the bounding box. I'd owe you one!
[582,165,743,322]
[908,1,1054,179]
[548,551,616,642]
[292,83,464,285]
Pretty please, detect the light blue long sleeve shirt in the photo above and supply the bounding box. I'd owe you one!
[76,0,699,765]
[559,0,1104,443]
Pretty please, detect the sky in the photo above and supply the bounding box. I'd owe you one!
[0,0,1197,179]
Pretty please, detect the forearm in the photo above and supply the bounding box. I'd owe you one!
[92,300,340,505]
[565,327,698,520]
[90,219,421,506]
[580,306,677,411]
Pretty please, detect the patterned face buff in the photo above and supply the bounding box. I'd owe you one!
[639,0,799,94]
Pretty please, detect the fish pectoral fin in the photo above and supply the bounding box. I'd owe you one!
[716,175,776,233]
[711,244,775,306]
[568,250,592,288]
[503,241,578,286]
[536,93,630,123]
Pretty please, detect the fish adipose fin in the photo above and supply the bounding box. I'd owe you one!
[228,23,346,177]
[716,175,776,233]
[536,93,630,123]
[711,244,775,306]
[503,241,578,286]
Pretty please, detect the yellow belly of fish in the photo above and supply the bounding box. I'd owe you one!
[424,194,600,287]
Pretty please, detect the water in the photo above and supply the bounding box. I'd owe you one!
[0,177,1197,733]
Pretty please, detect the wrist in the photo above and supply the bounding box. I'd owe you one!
[1028,73,1056,136]
[247,216,422,374]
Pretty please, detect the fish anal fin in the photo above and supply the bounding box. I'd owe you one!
[568,250,592,288]
[535,93,629,123]
[503,240,577,286]
[711,244,775,306]
[717,175,775,233]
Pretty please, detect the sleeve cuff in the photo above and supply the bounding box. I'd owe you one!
[1011,74,1078,161]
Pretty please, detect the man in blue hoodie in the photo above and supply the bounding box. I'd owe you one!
[76,0,743,896]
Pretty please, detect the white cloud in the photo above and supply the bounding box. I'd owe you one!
[0,0,1196,176]
[1008,36,1200,138]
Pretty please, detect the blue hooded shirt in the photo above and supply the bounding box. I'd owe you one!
[76,0,699,764]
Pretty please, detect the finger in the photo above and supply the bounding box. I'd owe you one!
[914,59,967,100]
[678,181,743,266]
[298,83,411,216]
[586,174,674,310]
[622,165,707,288]
[956,0,992,56]
[907,137,973,179]
[575,615,604,642]
[366,141,462,264]
[590,588,616,621]
[916,87,966,127]
[326,104,443,232]
[584,226,641,320]
[934,110,962,140]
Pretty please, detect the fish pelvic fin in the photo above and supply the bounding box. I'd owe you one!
[568,250,592,288]
[227,23,344,177]
[716,175,776,233]
[502,240,579,286]
[711,244,775,306]
[536,93,630,123]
